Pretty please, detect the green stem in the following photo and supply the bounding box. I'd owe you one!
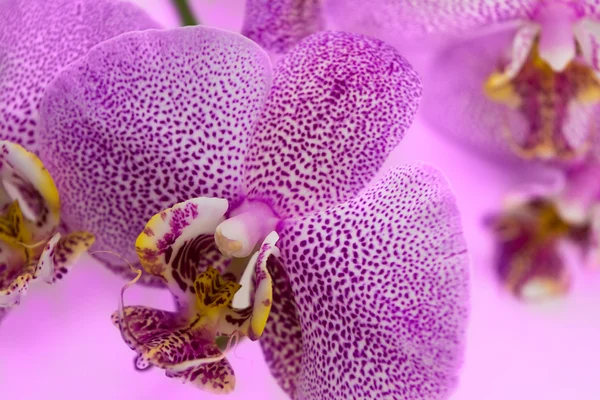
[171,0,199,26]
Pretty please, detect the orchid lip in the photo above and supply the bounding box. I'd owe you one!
[117,197,278,393]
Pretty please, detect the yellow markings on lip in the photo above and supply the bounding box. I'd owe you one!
[0,201,33,262]
[194,266,241,319]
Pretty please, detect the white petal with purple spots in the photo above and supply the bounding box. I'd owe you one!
[274,164,469,399]
[0,0,159,152]
[243,31,422,219]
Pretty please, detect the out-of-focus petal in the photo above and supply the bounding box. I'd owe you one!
[574,18,600,71]
[243,31,422,219]
[39,27,272,281]
[258,257,303,397]
[242,0,325,55]
[421,28,526,161]
[504,23,539,79]
[0,307,8,323]
[276,164,469,399]
[135,197,229,301]
[0,0,159,152]
[555,164,600,224]
[583,0,600,17]
[326,0,537,38]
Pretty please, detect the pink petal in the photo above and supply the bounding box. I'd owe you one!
[242,0,325,55]
[0,0,159,153]
[326,0,538,38]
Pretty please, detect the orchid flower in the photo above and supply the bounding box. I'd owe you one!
[485,163,600,300]
[36,24,469,398]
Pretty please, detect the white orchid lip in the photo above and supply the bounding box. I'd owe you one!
[214,200,279,258]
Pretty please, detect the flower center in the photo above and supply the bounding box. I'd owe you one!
[484,3,600,161]
[214,200,279,258]
[489,197,589,300]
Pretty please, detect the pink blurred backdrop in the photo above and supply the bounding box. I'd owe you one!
[1,1,599,399]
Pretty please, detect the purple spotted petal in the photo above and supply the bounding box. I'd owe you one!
[112,306,235,393]
[275,164,469,399]
[165,360,236,394]
[242,0,325,55]
[326,0,537,38]
[575,19,600,71]
[583,0,600,16]
[243,31,422,219]
[0,0,159,153]
[38,27,272,280]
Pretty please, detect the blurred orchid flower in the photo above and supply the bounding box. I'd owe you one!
[37,24,469,398]
[486,163,600,300]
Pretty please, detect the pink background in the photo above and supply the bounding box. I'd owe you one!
[1,1,599,398]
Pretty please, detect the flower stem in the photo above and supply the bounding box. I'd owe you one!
[171,0,199,26]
